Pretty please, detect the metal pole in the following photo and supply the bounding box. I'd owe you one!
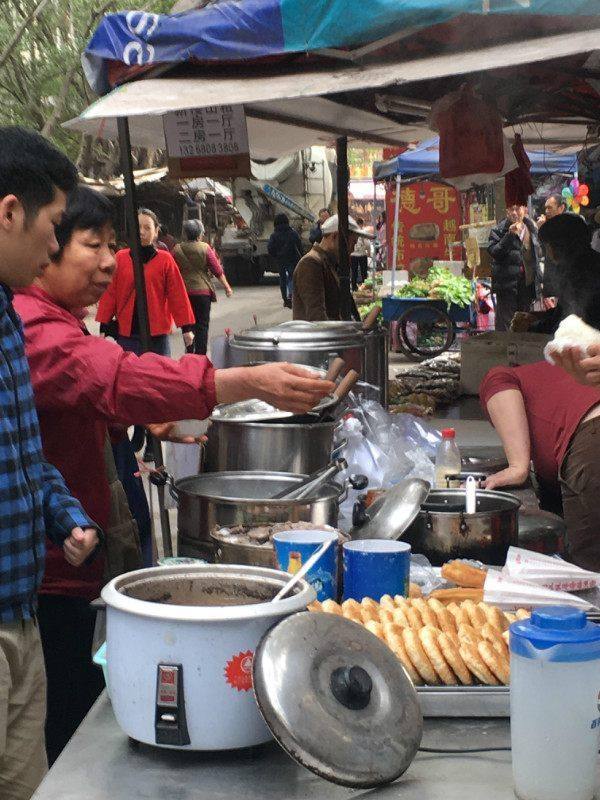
[336,136,357,320]
[372,178,377,304]
[391,172,401,294]
[117,116,173,559]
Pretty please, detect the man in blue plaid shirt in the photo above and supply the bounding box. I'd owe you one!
[0,127,100,799]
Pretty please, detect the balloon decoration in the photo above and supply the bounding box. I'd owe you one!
[562,178,590,214]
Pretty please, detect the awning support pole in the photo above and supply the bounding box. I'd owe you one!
[336,136,358,320]
[391,173,401,294]
[117,116,173,559]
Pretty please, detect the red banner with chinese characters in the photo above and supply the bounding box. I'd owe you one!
[386,180,461,269]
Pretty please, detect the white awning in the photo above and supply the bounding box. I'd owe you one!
[66,97,433,158]
[66,28,600,156]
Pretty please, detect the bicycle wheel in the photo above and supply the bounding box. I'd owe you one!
[398,305,455,361]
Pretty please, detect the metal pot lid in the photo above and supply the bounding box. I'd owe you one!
[461,445,508,474]
[233,322,364,346]
[350,478,430,540]
[211,393,336,423]
[253,611,422,788]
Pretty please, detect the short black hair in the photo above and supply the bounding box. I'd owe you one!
[538,212,590,253]
[319,208,329,215]
[274,213,289,227]
[0,126,78,218]
[51,186,114,262]
[547,193,566,208]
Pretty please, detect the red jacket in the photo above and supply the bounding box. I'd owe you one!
[96,248,195,337]
[14,286,216,600]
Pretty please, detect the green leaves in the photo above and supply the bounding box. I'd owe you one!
[394,266,472,308]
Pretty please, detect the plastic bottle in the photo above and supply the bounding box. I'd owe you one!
[510,606,600,800]
[434,428,461,488]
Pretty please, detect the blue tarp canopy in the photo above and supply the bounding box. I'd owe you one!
[83,0,600,95]
[373,137,578,180]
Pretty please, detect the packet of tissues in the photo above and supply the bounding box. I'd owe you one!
[503,547,600,592]
[483,569,596,611]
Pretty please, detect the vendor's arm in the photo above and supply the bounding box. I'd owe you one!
[25,315,334,422]
[479,368,531,490]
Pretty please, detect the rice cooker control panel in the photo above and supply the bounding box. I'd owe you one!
[155,664,190,746]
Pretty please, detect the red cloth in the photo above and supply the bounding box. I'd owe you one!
[479,362,600,488]
[434,85,504,179]
[504,134,535,208]
[14,286,217,600]
[96,248,195,337]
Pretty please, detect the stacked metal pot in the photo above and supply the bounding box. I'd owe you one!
[224,316,388,406]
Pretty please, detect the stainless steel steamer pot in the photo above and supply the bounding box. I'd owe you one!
[203,418,336,474]
[403,488,520,566]
[226,321,366,380]
[227,321,388,404]
[175,472,342,560]
[101,564,315,750]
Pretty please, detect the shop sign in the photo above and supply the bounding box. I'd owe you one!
[386,180,461,267]
[164,105,251,178]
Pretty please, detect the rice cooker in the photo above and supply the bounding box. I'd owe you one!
[100,564,422,788]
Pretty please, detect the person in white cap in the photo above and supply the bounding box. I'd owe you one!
[292,214,372,321]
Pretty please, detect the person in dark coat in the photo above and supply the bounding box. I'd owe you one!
[309,208,331,245]
[488,204,541,331]
[267,213,303,308]
[537,192,566,303]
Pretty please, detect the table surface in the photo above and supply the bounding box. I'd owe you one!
[33,693,523,800]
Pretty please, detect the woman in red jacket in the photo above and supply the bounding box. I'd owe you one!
[96,208,195,357]
[14,187,333,765]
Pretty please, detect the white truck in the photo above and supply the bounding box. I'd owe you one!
[220,146,334,284]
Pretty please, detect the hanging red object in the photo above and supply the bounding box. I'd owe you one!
[504,134,534,207]
[431,84,504,179]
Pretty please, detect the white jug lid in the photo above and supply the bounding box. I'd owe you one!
[510,605,600,662]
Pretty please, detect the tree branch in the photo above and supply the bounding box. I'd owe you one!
[0,0,53,71]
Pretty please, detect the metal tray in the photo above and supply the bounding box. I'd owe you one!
[417,684,509,717]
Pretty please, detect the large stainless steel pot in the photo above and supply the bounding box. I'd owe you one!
[203,418,335,474]
[176,472,342,560]
[363,325,389,407]
[226,321,366,382]
[402,488,520,566]
[101,564,315,750]
[227,320,389,405]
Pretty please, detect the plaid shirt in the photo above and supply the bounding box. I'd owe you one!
[0,285,91,622]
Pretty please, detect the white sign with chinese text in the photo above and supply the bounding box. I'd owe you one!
[163,105,249,159]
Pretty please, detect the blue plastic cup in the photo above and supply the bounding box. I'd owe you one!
[343,540,411,602]
[272,530,338,601]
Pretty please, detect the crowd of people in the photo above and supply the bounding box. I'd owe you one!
[0,125,337,800]
[488,193,600,332]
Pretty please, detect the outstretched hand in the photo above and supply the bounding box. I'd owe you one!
[215,363,336,414]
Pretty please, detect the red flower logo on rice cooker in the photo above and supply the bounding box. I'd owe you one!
[224,650,254,692]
